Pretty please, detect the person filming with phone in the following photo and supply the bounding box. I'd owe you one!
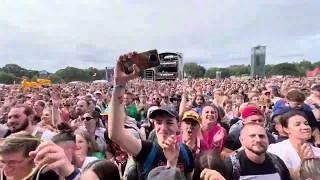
[108,51,194,180]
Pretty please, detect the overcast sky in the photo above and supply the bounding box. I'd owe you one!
[0,0,319,72]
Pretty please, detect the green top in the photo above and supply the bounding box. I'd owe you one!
[126,104,141,122]
[92,152,104,160]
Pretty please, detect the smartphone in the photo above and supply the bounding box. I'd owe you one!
[121,49,160,74]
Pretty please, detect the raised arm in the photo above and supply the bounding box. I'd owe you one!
[108,52,142,157]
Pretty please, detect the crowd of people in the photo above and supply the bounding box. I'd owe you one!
[0,51,319,180]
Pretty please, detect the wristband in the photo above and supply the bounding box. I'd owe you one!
[65,168,81,180]
[113,85,127,89]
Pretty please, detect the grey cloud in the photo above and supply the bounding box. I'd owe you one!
[0,1,319,71]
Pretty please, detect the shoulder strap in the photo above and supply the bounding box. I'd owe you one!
[229,154,241,180]
[178,143,190,166]
[143,143,157,174]
[267,152,284,179]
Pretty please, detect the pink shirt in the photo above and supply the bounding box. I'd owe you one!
[176,135,209,159]
[198,125,227,149]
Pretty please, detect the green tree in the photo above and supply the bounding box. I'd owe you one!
[31,75,38,82]
[299,60,314,71]
[312,61,320,69]
[85,67,106,81]
[271,63,301,76]
[183,63,206,78]
[228,65,250,76]
[0,71,16,84]
[205,67,219,78]
[219,68,231,78]
[55,67,90,83]
[265,64,274,77]
[48,74,64,84]
[1,64,25,77]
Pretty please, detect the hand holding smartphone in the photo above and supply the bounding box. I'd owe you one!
[120,49,160,74]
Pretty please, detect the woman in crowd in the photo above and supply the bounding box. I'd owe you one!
[192,95,205,113]
[268,111,320,178]
[75,130,104,159]
[52,126,98,170]
[198,104,227,149]
[80,111,108,156]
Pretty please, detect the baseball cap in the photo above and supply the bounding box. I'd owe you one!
[149,105,179,120]
[147,106,159,119]
[181,111,200,124]
[241,106,264,119]
[147,166,187,180]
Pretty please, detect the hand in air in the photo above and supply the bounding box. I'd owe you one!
[297,143,315,160]
[213,129,225,145]
[114,52,140,86]
[162,135,180,166]
[29,141,75,178]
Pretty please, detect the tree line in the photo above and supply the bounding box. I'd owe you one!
[0,60,319,84]
[183,60,320,79]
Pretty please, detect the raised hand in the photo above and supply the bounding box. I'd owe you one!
[29,141,75,178]
[114,52,140,86]
[297,143,315,160]
[162,135,180,166]
[213,129,225,146]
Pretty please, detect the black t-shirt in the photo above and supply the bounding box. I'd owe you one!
[224,129,276,151]
[224,150,291,180]
[134,140,194,179]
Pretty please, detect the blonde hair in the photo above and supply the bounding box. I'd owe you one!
[0,131,40,157]
[299,157,320,180]
[75,131,101,156]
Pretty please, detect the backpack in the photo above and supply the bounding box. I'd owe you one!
[131,142,190,180]
[229,152,284,180]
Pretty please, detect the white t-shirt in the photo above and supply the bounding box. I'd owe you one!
[31,127,56,140]
[267,139,320,169]
[81,156,99,170]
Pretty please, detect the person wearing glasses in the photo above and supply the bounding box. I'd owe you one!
[79,111,107,157]
[0,132,60,180]
[177,111,209,159]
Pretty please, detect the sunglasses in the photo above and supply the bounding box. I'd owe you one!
[81,117,94,121]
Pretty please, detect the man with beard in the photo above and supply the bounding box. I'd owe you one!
[221,106,276,157]
[7,105,55,140]
[224,123,290,180]
[70,99,90,129]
